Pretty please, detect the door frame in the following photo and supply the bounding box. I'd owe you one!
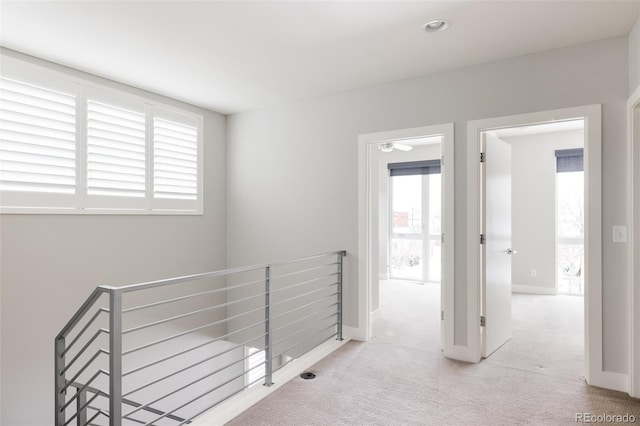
[628,86,640,398]
[466,105,603,387]
[357,123,454,354]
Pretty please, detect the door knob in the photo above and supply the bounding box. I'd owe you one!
[506,248,517,255]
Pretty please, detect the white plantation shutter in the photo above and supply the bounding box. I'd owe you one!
[0,77,76,196]
[153,117,198,200]
[1,55,202,214]
[87,99,146,199]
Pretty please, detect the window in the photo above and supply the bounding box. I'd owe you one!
[556,148,584,295]
[0,56,203,214]
[388,160,442,282]
[244,347,266,387]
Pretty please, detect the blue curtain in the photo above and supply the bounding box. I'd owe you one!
[555,148,583,173]
[388,159,441,176]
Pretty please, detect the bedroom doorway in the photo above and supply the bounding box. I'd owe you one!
[357,123,454,356]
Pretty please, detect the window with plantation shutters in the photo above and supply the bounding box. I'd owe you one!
[153,117,198,200]
[0,77,77,203]
[1,55,203,214]
[86,98,146,199]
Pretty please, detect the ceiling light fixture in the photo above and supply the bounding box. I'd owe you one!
[423,19,450,33]
[378,142,413,153]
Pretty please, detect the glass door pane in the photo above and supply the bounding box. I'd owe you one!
[557,170,584,295]
[390,175,423,280]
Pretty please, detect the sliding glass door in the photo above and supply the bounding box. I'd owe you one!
[556,149,584,295]
[389,161,441,282]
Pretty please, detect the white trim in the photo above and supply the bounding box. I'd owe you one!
[357,123,455,357]
[371,308,381,322]
[191,337,350,425]
[589,371,630,394]
[511,284,557,295]
[467,105,602,383]
[628,85,640,398]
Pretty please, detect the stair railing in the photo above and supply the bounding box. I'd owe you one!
[55,250,346,425]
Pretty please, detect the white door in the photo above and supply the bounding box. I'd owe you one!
[482,133,513,357]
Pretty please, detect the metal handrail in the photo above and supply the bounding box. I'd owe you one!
[55,250,346,425]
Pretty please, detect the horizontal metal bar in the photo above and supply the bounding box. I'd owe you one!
[68,381,186,424]
[272,305,337,334]
[125,348,259,420]
[270,262,339,281]
[121,277,265,314]
[123,304,265,356]
[273,316,338,347]
[273,324,338,361]
[60,369,107,411]
[146,358,258,425]
[62,308,109,357]
[271,282,338,306]
[181,374,266,426]
[62,349,108,393]
[123,291,266,335]
[83,409,106,426]
[56,288,107,340]
[269,250,346,268]
[273,331,339,374]
[271,274,338,294]
[123,336,266,398]
[63,391,100,426]
[120,415,145,425]
[60,328,108,375]
[271,298,338,321]
[123,319,266,377]
[99,250,346,294]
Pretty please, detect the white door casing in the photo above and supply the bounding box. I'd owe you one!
[628,86,640,399]
[482,132,513,357]
[357,123,454,357]
[467,105,602,388]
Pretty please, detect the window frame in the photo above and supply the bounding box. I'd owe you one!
[1,54,204,215]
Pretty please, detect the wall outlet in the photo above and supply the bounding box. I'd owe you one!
[530,269,537,278]
[613,226,627,243]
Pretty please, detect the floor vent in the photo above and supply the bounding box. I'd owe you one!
[300,372,316,380]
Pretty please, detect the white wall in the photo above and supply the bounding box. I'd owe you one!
[505,131,583,292]
[0,50,228,426]
[227,36,629,374]
[630,17,640,95]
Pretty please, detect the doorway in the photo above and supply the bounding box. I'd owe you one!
[480,120,585,358]
[466,105,602,385]
[357,123,454,355]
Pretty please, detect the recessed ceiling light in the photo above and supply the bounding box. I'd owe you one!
[423,19,450,33]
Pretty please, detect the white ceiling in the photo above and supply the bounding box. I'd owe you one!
[1,1,639,115]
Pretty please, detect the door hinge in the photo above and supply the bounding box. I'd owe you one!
[480,152,486,163]
[441,311,444,321]
[441,155,444,166]
[480,234,486,245]
[480,316,486,327]
[441,233,445,243]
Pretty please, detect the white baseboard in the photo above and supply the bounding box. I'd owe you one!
[344,325,366,341]
[512,284,557,295]
[588,371,629,394]
[191,337,351,426]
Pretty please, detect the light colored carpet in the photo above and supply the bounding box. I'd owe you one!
[227,280,640,425]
